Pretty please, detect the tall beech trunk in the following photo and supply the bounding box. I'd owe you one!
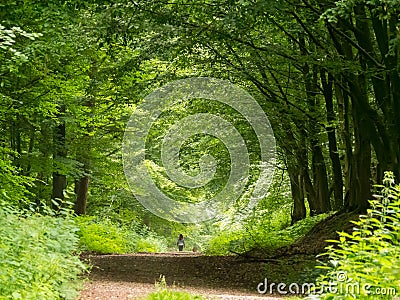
[311,143,331,213]
[279,121,308,223]
[74,62,99,215]
[74,120,91,216]
[300,40,331,215]
[75,176,89,215]
[297,128,318,216]
[335,80,353,207]
[288,164,306,224]
[347,126,371,211]
[328,15,373,212]
[368,7,400,180]
[52,105,67,208]
[321,70,343,210]
[74,107,92,216]
[347,74,372,211]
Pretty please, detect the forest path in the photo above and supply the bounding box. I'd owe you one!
[78,252,281,299]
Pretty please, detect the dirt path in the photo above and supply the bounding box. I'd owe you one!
[78,252,280,299]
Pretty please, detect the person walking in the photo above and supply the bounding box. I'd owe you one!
[177,234,185,252]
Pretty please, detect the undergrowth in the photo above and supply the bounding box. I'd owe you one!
[75,216,167,254]
[144,290,204,300]
[0,204,86,300]
[313,172,400,299]
[142,275,204,300]
[206,212,329,255]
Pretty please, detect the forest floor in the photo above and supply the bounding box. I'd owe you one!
[78,252,280,299]
[78,212,358,299]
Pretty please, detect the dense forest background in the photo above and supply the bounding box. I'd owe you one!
[0,0,399,299]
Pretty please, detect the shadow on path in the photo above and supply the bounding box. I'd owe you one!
[86,253,266,290]
[79,252,282,299]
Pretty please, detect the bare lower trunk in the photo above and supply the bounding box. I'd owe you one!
[321,70,343,210]
[52,105,66,209]
[311,144,331,213]
[52,173,66,202]
[289,167,306,224]
[75,176,89,215]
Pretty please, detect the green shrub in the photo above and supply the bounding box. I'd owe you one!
[314,172,400,299]
[205,213,329,255]
[75,216,131,254]
[0,151,34,207]
[0,206,86,300]
[136,235,167,252]
[268,213,330,247]
[205,230,243,255]
[75,216,168,254]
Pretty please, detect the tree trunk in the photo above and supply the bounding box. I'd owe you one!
[52,173,66,203]
[75,176,89,215]
[321,70,343,210]
[288,165,306,224]
[311,143,331,213]
[335,80,352,207]
[52,105,67,208]
[279,121,309,223]
[74,92,95,215]
[299,43,331,215]
[347,77,372,211]
[75,137,91,215]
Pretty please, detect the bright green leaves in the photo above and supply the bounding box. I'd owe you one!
[323,0,400,22]
[75,215,168,253]
[0,24,42,57]
[0,0,150,211]
[315,172,400,299]
[0,206,86,299]
[0,148,34,207]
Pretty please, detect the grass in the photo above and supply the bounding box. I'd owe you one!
[139,275,205,300]
[143,290,205,300]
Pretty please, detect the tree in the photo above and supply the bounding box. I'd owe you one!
[104,0,400,220]
[0,0,145,214]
